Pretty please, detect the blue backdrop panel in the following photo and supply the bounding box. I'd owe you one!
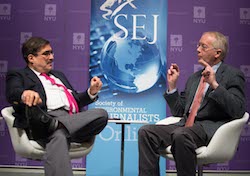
[87,0,167,175]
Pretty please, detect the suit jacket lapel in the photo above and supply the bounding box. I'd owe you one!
[24,67,47,98]
[185,72,202,114]
[25,67,40,83]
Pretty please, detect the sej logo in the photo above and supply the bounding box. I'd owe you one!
[0,3,11,21]
[240,8,250,25]
[170,34,183,52]
[99,0,158,44]
[44,4,57,21]
[193,6,206,24]
[73,33,85,50]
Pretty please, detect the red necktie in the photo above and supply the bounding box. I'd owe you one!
[41,73,79,115]
[185,76,206,127]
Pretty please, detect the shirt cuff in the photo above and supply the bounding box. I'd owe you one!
[87,88,98,100]
[166,88,177,94]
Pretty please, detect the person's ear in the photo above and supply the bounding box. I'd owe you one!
[215,49,222,58]
[27,54,34,64]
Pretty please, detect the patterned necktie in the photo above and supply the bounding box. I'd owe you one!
[40,73,79,115]
[185,76,206,127]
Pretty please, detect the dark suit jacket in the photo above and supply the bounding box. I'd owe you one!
[164,62,246,140]
[6,67,95,129]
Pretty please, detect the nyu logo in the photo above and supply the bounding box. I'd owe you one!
[193,6,206,24]
[0,60,8,79]
[241,123,250,142]
[170,34,183,52]
[194,64,203,73]
[0,60,8,73]
[20,32,32,45]
[240,8,250,25]
[216,162,229,171]
[241,125,250,137]
[100,0,158,44]
[71,158,84,168]
[44,4,57,21]
[15,154,27,166]
[0,119,5,136]
[240,65,250,83]
[167,160,176,170]
[73,33,85,50]
[0,4,11,21]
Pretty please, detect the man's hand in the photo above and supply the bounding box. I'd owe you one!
[21,90,42,107]
[89,76,103,95]
[167,63,180,91]
[198,59,219,90]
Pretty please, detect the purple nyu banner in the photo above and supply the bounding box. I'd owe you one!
[0,0,92,169]
[0,0,249,174]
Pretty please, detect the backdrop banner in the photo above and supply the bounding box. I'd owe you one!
[87,0,167,175]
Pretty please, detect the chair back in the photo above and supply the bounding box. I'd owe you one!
[1,106,96,160]
[1,106,45,160]
[197,112,249,165]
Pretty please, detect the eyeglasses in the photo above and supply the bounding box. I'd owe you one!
[197,43,216,51]
[35,50,54,57]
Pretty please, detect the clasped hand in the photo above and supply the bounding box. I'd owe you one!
[89,76,103,95]
[198,59,219,90]
[21,90,42,107]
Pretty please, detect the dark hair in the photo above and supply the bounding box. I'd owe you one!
[22,37,50,63]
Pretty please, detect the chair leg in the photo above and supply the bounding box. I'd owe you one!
[198,165,203,176]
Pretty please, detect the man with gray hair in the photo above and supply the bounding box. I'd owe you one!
[138,31,246,176]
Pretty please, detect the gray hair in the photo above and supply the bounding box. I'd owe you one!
[203,31,228,60]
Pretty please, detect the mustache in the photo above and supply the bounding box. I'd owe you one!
[46,59,53,64]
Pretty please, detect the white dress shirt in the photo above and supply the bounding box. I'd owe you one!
[31,69,96,112]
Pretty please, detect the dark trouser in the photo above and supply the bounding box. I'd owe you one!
[41,108,108,176]
[138,124,208,176]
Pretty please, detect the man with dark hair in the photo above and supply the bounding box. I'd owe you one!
[6,36,108,176]
[138,31,246,176]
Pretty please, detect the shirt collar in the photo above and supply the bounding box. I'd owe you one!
[212,61,222,73]
[29,67,51,76]
[29,67,41,77]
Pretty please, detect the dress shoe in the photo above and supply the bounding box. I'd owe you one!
[26,106,58,140]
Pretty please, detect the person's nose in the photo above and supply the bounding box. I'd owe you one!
[197,46,201,53]
[49,53,54,60]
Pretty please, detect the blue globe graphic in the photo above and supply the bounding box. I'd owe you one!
[100,30,162,93]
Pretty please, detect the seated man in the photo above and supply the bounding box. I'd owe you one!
[6,36,108,176]
[138,31,246,176]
